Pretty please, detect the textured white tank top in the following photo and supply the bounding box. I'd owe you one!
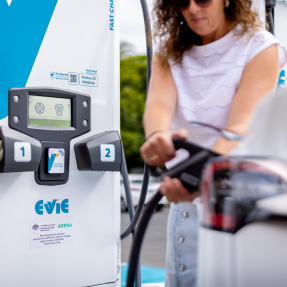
[168,26,287,149]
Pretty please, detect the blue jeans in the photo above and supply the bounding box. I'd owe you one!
[165,202,199,287]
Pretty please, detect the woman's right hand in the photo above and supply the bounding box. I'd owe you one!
[139,129,188,166]
[160,176,200,203]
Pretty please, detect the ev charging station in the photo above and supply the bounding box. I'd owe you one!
[0,1,121,286]
[2,0,287,287]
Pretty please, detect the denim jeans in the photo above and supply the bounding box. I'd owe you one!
[165,202,199,287]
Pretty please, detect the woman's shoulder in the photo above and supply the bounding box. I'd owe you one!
[183,26,273,58]
[234,26,287,67]
[233,26,279,47]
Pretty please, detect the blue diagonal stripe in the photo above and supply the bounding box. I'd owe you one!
[0,0,58,120]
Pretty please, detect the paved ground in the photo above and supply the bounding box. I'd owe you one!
[121,204,170,268]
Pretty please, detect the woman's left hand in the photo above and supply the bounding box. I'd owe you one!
[160,176,200,203]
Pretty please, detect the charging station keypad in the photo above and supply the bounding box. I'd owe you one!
[9,88,91,185]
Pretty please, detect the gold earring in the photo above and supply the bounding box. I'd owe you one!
[224,0,230,7]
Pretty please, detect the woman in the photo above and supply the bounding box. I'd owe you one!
[140,0,287,285]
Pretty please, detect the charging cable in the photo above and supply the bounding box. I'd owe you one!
[120,144,150,287]
[126,150,212,287]
[121,161,150,240]
[126,189,162,287]
[0,140,3,162]
[120,0,153,285]
[265,0,276,35]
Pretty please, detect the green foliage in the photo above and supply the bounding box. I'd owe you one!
[120,54,147,170]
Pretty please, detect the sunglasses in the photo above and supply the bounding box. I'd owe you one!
[177,0,212,8]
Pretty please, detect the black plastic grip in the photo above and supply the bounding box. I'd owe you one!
[149,137,190,176]
[149,137,219,191]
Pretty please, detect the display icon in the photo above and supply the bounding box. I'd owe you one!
[35,102,45,114]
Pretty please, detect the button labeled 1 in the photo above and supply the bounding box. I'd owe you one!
[101,144,115,162]
[14,142,32,162]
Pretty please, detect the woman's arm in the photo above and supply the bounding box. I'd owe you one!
[212,45,279,154]
[140,53,188,166]
[143,53,177,137]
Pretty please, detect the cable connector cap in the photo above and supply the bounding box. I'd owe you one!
[0,126,41,173]
[74,130,122,171]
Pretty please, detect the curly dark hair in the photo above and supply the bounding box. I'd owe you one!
[153,0,262,64]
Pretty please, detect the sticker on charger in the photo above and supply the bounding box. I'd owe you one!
[100,144,115,162]
[48,148,65,173]
[30,217,74,249]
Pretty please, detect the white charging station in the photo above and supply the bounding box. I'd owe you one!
[2,1,287,287]
[0,1,120,286]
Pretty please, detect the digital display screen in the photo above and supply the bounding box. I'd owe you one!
[28,95,72,127]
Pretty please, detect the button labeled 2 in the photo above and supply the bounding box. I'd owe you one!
[100,144,115,162]
[14,142,32,162]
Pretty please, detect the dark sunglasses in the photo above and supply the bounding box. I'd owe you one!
[177,0,212,8]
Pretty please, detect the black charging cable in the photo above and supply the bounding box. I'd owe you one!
[126,150,213,287]
[139,0,153,84]
[121,162,150,240]
[121,144,150,287]
[266,0,276,35]
[121,0,153,241]
[126,189,163,287]
[0,140,3,162]
[120,0,153,286]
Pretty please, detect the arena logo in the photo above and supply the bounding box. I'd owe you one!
[58,223,72,228]
[35,199,69,215]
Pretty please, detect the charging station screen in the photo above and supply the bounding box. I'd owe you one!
[28,95,72,128]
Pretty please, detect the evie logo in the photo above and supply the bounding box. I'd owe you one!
[35,199,69,215]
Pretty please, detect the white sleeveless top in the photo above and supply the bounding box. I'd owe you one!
[168,26,287,149]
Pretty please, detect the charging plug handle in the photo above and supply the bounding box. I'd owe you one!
[149,137,219,191]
